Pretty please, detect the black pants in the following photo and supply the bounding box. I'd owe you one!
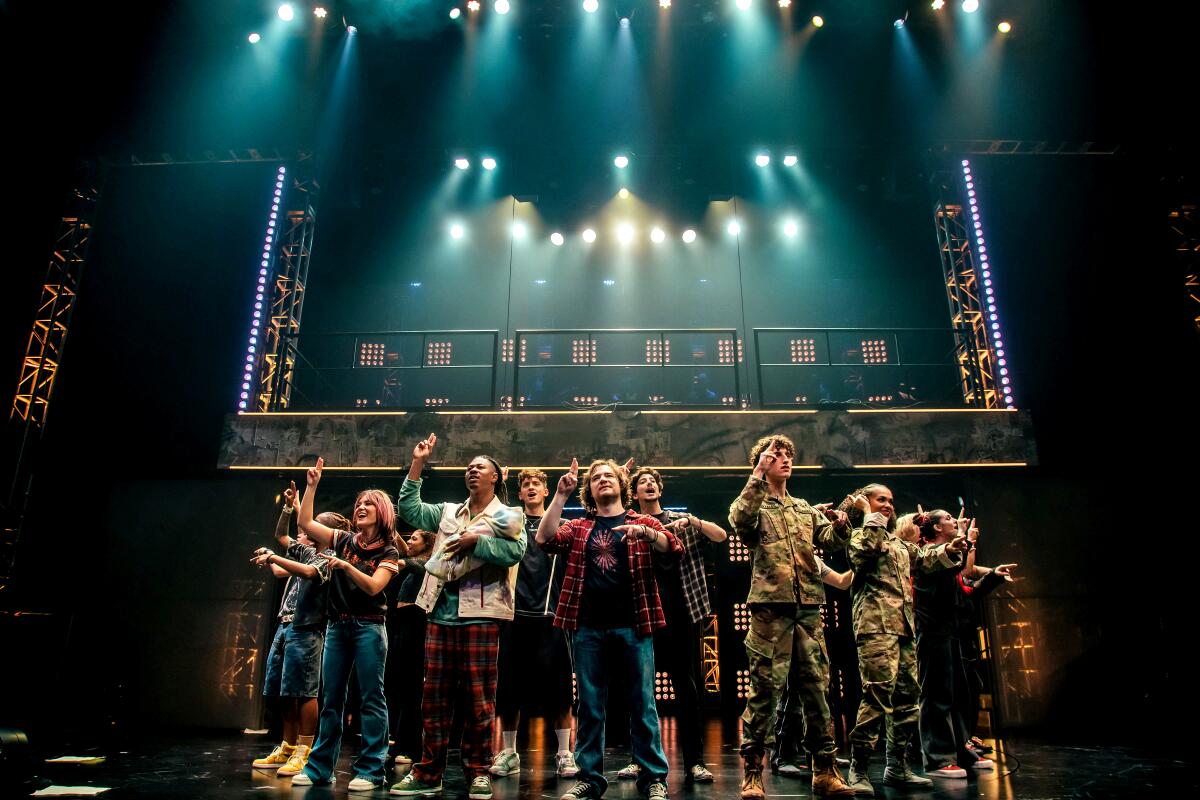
[654,612,704,769]
[386,605,428,757]
[916,632,977,770]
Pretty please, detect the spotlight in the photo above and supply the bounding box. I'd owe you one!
[651,227,666,243]
[481,157,497,170]
[961,0,978,12]
[450,223,465,240]
[583,0,599,12]
[812,15,824,28]
[894,17,905,29]
[779,0,791,7]
[314,7,328,18]
[620,17,630,28]
[931,0,945,9]
[618,188,630,199]
[248,32,261,43]
[346,25,357,34]
[468,0,481,11]
[512,222,527,239]
[783,218,799,237]
[495,0,510,14]
[736,0,752,11]
[617,223,635,244]
[582,228,597,243]
[450,7,461,19]
[551,232,565,246]
[454,157,470,170]
[277,4,295,22]
[998,20,1012,33]
[783,154,798,167]
[660,0,671,7]
[682,229,697,243]
[755,153,770,167]
[728,220,741,236]
[614,154,629,169]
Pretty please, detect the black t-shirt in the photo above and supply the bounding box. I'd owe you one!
[578,514,635,630]
[914,563,967,637]
[516,514,566,617]
[328,530,400,618]
[649,511,688,623]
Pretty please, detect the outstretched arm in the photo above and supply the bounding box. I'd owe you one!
[298,458,339,549]
[537,458,578,547]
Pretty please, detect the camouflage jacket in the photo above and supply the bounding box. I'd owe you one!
[728,476,851,606]
[847,512,961,637]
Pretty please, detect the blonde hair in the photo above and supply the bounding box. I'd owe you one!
[579,459,630,514]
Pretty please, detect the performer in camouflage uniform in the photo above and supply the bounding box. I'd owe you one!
[728,434,855,800]
[841,485,966,796]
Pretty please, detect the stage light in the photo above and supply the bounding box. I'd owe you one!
[248,32,261,43]
[314,7,327,18]
[783,154,798,167]
[727,220,741,236]
[998,21,1011,33]
[618,188,630,199]
[450,7,461,19]
[894,18,905,29]
[682,229,697,243]
[812,15,824,28]
[450,223,465,240]
[617,223,635,244]
[603,279,616,286]
[783,218,799,237]
[651,227,666,243]
[495,0,511,14]
[755,153,770,167]
[614,154,629,169]
[961,0,978,12]
[512,222,527,239]
[931,0,944,9]
[346,25,357,34]
[583,0,599,12]
[737,0,752,11]
[277,4,295,22]
[582,228,597,243]
[551,232,565,246]
[468,0,481,11]
[778,0,791,7]
[620,16,630,27]
[660,0,671,7]
[454,157,470,170]
[481,157,497,170]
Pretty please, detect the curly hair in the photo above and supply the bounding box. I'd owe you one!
[579,459,630,514]
[894,512,920,544]
[627,466,663,504]
[748,434,796,466]
[836,483,896,532]
[517,468,549,487]
[316,511,352,532]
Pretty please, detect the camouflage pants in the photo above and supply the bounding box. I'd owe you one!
[740,604,836,759]
[773,646,833,765]
[848,633,919,760]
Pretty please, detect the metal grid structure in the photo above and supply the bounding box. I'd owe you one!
[701,613,721,694]
[934,198,1000,408]
[260,156,319,411]
[1169,204,1200,336]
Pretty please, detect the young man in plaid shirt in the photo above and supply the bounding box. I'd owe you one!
[536,458,683,800]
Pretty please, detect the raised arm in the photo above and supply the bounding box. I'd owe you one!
[811,502,851,550]
[728,449,778,548]
[397,434,446,531]
[273,480,298,548]
[537,458,578,547]
[298,457,338,549]
[846,494,890,569]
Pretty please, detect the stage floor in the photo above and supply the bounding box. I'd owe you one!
[27,718,1191,799]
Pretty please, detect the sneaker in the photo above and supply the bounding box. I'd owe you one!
[390,772,443,795]
[489,749,520,777]
[617,763,640,780]
[970,737,994,755]
[883,765,933,788]
[774,761,808,777]
[253,741,293,769]
[846,764,874,796]
[647,782,668,800]
[277,745,311,777]
[740,768,766,800]
[556,751,580,778]
[290,772,331,787]
[560,781,600,800]
[928,765,967,779]
[971,758,995,771]
[394,754,414,765]
[469,775,493,799]
[349,776,382,792]
[689,764,715,783]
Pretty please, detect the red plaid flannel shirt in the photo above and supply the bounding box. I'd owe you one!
[541,511,682,636]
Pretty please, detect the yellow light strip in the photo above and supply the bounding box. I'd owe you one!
[237,411,409,417]
[846,408,1017,414]
[852,462,1028,469]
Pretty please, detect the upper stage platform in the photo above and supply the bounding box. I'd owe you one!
[219,408,1036,473]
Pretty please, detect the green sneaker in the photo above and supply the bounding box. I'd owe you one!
[488,749,520,777]
[390,771,443,796]
[469,775,493,799]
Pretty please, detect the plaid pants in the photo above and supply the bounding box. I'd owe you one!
[413,621,500,781]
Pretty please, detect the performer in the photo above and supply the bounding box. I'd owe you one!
[536,458,681,800]
[387,529,433,768]
[842,486,966,795]
[914,510,1012,778]
[291,460,404,793]
[490,469,579,780]
[617,466,726,784]
[390,434,525,800]
[251,482,342,778]
[727,435,855,799]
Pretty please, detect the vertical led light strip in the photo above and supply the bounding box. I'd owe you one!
[239,165,287,411]
[960,159,1014,408]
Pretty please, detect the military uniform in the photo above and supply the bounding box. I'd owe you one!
[728,476,851,761]
[846,511,960,768]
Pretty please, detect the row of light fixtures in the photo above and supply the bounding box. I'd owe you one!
[448,218,801,242]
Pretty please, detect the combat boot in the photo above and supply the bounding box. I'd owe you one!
[811,754,856,797]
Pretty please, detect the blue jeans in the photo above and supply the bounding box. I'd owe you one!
[303,619,389,784]
[572,626,669,795]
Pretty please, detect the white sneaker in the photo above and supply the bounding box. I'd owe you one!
[291,772,328,786]
[972,758,995,771]
[349,776,380,792]
[928,764,968,779]
[489,749,521,777]
[556,751,580,778]
[616,763,640,780]
[395,754,414,765]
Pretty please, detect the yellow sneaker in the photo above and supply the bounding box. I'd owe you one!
[253,742,293,769]
[277,744,311,777]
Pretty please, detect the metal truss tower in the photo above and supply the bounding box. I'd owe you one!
[1169,204,1200,337]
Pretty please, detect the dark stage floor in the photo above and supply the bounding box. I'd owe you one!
[23,718,1194,799]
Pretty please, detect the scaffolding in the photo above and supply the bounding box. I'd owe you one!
[701,613,720,694]
[1169,204,1200,336]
